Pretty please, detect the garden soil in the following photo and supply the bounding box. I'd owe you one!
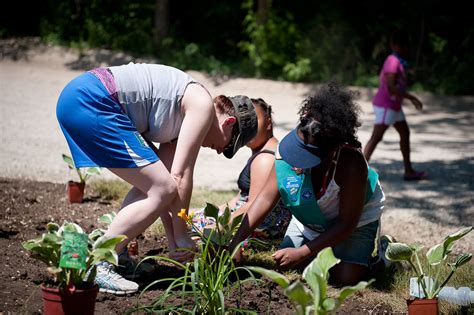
[1,38,473,314]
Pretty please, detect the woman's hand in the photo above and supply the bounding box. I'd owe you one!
[272,247,306,268]
[409,95,423,111]
[169,235,198,263]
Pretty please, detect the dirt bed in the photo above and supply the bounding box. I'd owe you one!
[0,177,400,314]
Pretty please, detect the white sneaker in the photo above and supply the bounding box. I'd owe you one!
[95,261,139,295]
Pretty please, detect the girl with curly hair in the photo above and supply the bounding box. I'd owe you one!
[230,83,386,285]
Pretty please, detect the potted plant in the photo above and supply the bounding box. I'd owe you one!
[22,221,126,315]
[62,154,101,203]
[385,226,473,315]
[248,247,373,315]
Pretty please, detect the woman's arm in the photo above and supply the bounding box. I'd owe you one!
[229,163,280,251]
[385,73,422,110]
[169,84,215,247]
[231,152,275,219]
[273,150,368,268]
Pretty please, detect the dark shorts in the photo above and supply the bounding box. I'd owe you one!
[280,218,379,267]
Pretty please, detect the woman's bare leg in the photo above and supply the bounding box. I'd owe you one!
[393,120,415,175]
[121,187,178,250]
[106,161,177,253]
[364,124,389,162]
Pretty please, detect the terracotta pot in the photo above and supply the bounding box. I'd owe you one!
[41,284,99,315]
[67,181,85,203]
[407,298,438,315]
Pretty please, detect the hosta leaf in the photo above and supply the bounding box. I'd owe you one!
[322,297,336,311]
[86,167,101,175]
[442,226,473,253]
[284,281,313,307]
[47,266,62,275]
[46,223,60,233]
[92,248,118,265]
[60,222,84,234]
[385,242,413,262]
[88,229,104,242]
[93,235,126,250]
[22,240,41,251]
[42,233,62,245]
[98,212,116,225]
[454,253,472,267]
[304,247,340,280]
[426,243,444,266]
[62,153,75,169]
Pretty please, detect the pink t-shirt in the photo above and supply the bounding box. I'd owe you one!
[373,54,407,110]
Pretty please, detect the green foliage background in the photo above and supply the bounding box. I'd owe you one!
[1,0,472,95]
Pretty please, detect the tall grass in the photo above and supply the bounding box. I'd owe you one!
[90,179,130,201]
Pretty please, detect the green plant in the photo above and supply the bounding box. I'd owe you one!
[133,203,257,314]
[385,226,473,299]
[196,203,244,246]
[22,221,126,289]
[239,0,299,77]
[248,247,373,315]
[62,153,101,184]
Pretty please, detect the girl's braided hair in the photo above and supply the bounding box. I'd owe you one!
[298,82,362,150]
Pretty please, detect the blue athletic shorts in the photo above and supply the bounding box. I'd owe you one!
[56,72,159,168]
[280,218,379,267]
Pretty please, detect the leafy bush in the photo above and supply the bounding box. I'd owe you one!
[239,0,300,78]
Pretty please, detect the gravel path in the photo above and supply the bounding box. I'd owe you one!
[1,39,473,253]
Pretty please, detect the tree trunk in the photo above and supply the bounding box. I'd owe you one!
[154,0,169,49]
[415,10,425,69]
[256,0,272,25]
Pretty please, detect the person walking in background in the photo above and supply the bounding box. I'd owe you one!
[229,83,386,286]
[56,63,257,294]
[363,29,428,181]
[192,98,291,243]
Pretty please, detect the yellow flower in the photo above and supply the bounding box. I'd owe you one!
[178,209,195,226]
[178,208,189,221]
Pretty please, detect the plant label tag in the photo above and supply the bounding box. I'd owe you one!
[59,232,88,270]
[409,276,434,298]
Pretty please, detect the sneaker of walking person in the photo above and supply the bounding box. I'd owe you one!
[117,248,155,281]
[95,261,139,295]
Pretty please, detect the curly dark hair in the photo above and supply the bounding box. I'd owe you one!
[298,82,362,150]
